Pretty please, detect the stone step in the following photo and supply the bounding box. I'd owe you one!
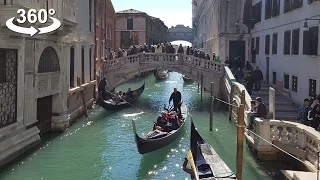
[271,106,298,112]
[252,95,293,104]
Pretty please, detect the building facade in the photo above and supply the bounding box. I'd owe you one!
[66,0,96,123]
[250,0,320,104]
[192,0,251,65]
[115,9,168,50]
[167,25,193,43]
[95,0,106,81]
[0,0,94,168]
[106,0,116,52]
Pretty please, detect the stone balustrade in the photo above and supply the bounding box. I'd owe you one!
[104,53,224,94]
[247,119,320,172]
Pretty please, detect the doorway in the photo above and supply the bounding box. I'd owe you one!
[229,41,246,68]
[37,96,52,136]
[266,57,270,83]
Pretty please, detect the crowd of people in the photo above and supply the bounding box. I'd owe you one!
[297,95,320,130]
[111,88,134,104]
[106,43,222,63]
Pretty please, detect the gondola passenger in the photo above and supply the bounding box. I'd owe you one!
[169,112,180,130]
[126,88,133,100]
[154,112,168,131]
[112,92,121,104]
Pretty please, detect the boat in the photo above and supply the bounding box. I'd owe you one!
[154,70,169,80]
[183,75,193,83]
[132,103,188,154]
[99,82,145,110]
[188,119,236,179]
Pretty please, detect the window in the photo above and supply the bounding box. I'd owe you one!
[127,19,133,30]
[265,35,270,55]
[309,79,317,97]
[256,37,260,54]
[303,26,319,55]
[265,0,272,19]
[284,74,289,89]
[272,0,280,17]
[89,48,92,81]
[292,76,298,92]
[0,49,18,128]
[109,28,112,39]
[272,33,278,54]
[283,30,291,55]
[309,0,320,4]
[252,1,262,26]
[81,47,84,84]
[89,0,92,31]
[70,47,74,88]
[272,72,277,85]
[284,0,302,13]
[291,29,300,55]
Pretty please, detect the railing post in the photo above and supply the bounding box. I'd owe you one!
[269,87,275,119]
[241,90,246,105]
[210,82,214,132]
[200,74,203,102]
[236,104,245,180]
[229,83,235,121]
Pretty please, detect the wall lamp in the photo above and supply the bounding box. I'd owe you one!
[303,18,320,31]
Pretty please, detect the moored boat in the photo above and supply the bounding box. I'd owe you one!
[132,103,187,154]
[155,70,169,80]
[183,75,193,83]
[187,119,236,179]
[99,82,145,110]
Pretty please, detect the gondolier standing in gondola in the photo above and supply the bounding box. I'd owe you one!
[169,88,183,118]
[98,76,107,101]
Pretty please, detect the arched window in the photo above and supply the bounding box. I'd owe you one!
[38,47,60,73]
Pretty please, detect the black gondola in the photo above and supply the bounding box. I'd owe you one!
[99,82,145,110]
[189,119,236,179]
[132,103,187,154]
[183,75,193,83]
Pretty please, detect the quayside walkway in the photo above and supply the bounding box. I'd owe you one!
[105,52,319,179]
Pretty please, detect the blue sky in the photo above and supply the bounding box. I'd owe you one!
[111,0,192,28]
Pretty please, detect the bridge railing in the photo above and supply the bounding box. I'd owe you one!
[248,118,320,171]
[105,53,224,74]
[223,66,252,125]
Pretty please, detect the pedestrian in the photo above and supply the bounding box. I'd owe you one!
[253,66,263,92]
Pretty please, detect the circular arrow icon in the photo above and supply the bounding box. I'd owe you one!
[5,9,62,36]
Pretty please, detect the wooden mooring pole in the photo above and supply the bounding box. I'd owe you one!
[200,74,203,102]
[210,82,214,132]
[197,83,200,92]
[236,103,245,180]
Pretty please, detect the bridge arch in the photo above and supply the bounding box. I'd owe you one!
[104,53,224,97]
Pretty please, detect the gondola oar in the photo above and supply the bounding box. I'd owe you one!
[187,150,199,180]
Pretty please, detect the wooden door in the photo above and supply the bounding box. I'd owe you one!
[37,96,52,136]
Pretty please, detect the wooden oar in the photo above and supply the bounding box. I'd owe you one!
[187,150,199,180]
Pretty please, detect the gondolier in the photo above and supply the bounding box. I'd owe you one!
[169,88,183,118]
[98,76,107,100]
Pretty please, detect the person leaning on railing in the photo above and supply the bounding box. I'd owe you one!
[248,97,267,129]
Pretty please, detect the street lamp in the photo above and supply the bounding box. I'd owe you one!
[303,18,320,31]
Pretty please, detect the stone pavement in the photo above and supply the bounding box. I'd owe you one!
[250,83,298,121]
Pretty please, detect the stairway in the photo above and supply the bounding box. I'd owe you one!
[249,83,298,121]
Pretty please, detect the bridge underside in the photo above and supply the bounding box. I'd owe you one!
[104,53,224,98]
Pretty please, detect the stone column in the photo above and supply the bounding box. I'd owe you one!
[51,42,70,131]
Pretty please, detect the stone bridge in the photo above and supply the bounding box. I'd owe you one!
[104,53,225,98]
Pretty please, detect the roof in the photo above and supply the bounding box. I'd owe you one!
[116,9,146,14]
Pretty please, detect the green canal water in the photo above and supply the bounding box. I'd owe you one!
[0,72,275,180]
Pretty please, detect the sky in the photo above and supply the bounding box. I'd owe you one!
[111,0,192,28]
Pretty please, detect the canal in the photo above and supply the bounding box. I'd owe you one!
[0,72,275,180]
